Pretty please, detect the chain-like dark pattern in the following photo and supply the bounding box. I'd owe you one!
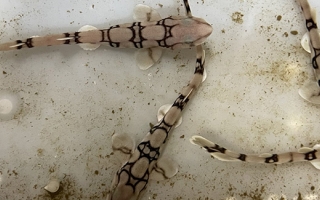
[111,45,205,197]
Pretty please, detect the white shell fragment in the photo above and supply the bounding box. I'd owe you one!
[78,25,100,50]
[150,157,178,181]
[111,133,135,154]
[157,104,182,128]
[44,178,60,193]
[0,91,22,121]
[135,48,163,70]
[133,4,161,22]
[298,81,320,104]
[301,30,320,53]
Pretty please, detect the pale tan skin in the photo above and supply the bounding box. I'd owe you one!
[299,0,320,85]
[190,135,320,169]
[0,3,212,51]
[106,2,208,199]
[188,0,320,170]
[108,44,205,200]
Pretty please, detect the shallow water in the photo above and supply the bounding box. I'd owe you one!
[1,0,320,199]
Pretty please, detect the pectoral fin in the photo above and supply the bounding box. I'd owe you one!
[298,146,314,153]
[111,133,135,154]
[150,156,178,181]
[135,48,163,70]
[133,5,163,69]
[298,81,320,104]
[133,4,161,22]
[301,32,312,53]
[301,30,320,53]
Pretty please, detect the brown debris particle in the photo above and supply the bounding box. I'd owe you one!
[231,12,244,24]
[290,30,298,35]
[276,15,282,21]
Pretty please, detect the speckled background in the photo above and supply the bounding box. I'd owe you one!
[1,0,320,199]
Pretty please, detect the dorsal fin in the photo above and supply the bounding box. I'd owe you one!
[298,147,314,153]
[190,135,216,148]
[211,153,240,162]
[78,25,100,50]
[133,4,161,22]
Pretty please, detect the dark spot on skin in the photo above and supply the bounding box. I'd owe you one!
[94,170,99,175]
[180,135,185,138]
[311,186,315,190]
[290,30,298,35]
[2,71,7,74]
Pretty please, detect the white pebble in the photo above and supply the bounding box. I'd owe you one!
[44,178,60,193]
[0,91,22,121]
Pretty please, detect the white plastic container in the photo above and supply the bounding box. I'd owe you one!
[0,0,320,199]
